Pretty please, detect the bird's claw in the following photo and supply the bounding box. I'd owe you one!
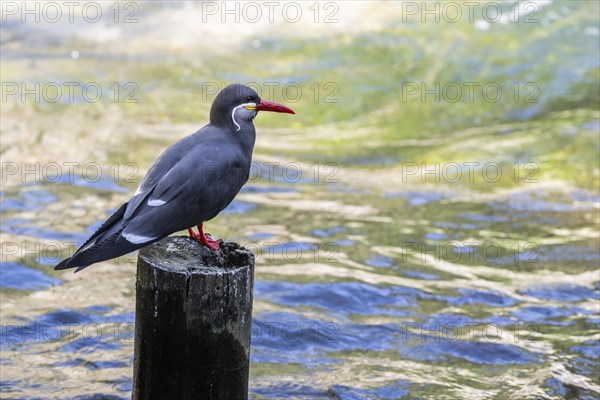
[202,233,222,251]
[188,229,221,251]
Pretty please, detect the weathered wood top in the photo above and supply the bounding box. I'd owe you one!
[138,236,254,275]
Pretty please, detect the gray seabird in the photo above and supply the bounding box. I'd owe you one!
[55,83,294,272]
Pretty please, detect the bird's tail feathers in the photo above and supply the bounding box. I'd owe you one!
[54,203,131,272]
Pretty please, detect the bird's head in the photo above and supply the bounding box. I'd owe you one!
[210,83,295,131]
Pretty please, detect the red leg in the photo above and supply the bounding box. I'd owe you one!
[188,224,221,251]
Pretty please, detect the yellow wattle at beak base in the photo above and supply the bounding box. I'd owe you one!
[244,105,256,110]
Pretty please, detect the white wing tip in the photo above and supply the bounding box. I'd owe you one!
[123,232,157,244]
[147,198,167,206]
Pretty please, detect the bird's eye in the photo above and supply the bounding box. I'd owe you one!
[246,96,253,102]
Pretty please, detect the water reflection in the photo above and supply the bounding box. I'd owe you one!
[0,262,61,291]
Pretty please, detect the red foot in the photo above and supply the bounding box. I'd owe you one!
[188,224,221,250]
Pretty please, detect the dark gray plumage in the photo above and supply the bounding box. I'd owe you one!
[55,83,294,272]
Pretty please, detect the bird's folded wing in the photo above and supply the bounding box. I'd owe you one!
[124,134,203,220]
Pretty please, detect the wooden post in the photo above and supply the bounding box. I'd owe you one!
[132,236,255,400]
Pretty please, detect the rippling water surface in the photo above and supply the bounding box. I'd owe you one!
[1,1,599,399]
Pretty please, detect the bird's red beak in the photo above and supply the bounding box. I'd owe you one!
[255,99,295,114]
